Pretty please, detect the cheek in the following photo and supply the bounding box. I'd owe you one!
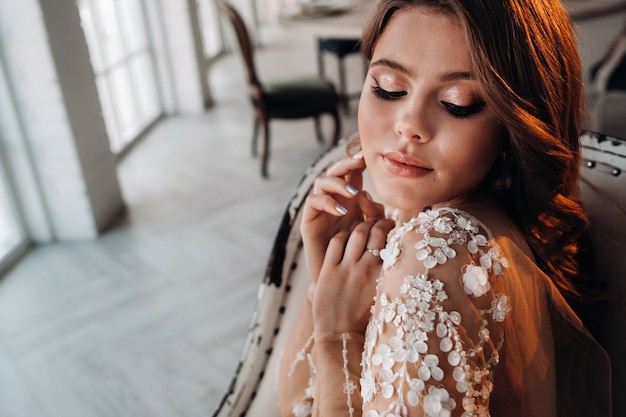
[358,95,390,146]
[479,124,505,167]
[357,97,375,150]
[357,94,375,131]
[455,132,502,181]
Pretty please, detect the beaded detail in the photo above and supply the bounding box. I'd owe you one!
[289,335,316,417]
[342,333,357,417]
[362,208,510,417]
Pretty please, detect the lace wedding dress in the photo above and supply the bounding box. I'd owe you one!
[285,207,611,417]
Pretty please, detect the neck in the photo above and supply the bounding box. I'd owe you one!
[393,193,501,225]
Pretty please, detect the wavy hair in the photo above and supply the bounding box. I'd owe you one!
[360,0,588,296]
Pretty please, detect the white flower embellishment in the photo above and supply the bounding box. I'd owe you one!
[461,264,491,297]
[292,401,312,417]
[360,208,511,417]
[381,239,401,271]
[415,237,457,269]
[360,369,376,403]
[422,386,456,417]
[492,294,511,322]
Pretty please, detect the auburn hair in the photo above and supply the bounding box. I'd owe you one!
[360,0,588,296]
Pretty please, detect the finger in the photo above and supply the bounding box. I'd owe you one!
[324,152,366,178]
[323,230,351,266]
[363,218,395,258]
[342,221,375,262]
[312,174,362,201]
[357,191,387,222]
[371,218,395,243]
[325,153,366,190]
[302,194,351,222]
[344,156,366,192]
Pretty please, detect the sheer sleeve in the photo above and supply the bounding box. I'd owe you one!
[360,207,612,417]
[280,207,612,417]
[361,208,511,417]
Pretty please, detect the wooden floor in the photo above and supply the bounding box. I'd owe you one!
[0,25,359,417]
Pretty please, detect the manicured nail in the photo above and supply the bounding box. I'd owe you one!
[335,204,348,215]
[352,152,364,159]
[346,185,359,195]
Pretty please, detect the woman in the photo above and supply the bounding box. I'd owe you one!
[278,0,612,416]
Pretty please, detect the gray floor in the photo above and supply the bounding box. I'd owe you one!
[0,14,624,417]
[0,24,359,417]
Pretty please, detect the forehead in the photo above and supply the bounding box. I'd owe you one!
[372,7,472,74]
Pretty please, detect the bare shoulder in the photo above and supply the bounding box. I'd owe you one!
[455,203,533,259]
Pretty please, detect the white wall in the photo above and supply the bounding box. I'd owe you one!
[0,0,124,240]
[0,0,215,241]
[159,0,214,113]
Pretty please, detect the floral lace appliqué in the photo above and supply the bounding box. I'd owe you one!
[362,207,511,417]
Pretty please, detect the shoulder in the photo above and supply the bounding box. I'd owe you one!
[380,207,513,291]
[374,206,516,336]
[363,207,517,415]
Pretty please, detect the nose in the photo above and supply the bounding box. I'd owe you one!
[394,97,432,143]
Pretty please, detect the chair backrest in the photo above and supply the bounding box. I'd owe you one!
[589,22,626,93]
[578,130,626,416]
[587,21,626,138]
[211,138,353,417]
[216,0,261,90]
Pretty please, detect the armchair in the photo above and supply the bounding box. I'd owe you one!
[211,131,626,417]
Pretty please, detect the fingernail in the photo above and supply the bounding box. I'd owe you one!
[335,204,348,215]
[346,185,359,195]
[352,152,364,160]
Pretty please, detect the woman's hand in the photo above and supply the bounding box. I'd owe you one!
[310,219,395,339]
[301,153,386,282]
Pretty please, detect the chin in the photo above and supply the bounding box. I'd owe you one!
[374,184,431,215]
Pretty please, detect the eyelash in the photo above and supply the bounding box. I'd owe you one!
[370,83,486,118]
[371,85,407,100]
[442,101,486,118]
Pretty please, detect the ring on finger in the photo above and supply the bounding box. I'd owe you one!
[366,248,382,257]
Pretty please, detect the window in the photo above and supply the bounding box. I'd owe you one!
[78,0,162,153]
[0,165,22,265]
[198,0,224,59]
[0,59,26,270]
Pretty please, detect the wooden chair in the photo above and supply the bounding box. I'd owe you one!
[316,37,364,114]
[211,131,626,417]
[217,0,342,178]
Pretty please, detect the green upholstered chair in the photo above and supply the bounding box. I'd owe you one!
[217,0,342,178]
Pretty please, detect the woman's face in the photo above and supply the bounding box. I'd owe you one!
[358,7,503,219]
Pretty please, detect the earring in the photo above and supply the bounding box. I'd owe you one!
[493,150,513,190]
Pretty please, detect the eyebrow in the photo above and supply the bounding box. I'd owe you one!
[370,58,476,82]
[370,58,412,75]
[440,71,475,82]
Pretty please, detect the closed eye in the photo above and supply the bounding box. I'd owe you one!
[371,85,407,101]
[442,101,485,118]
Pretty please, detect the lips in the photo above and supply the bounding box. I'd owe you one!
[382,151,433,178]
